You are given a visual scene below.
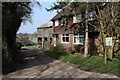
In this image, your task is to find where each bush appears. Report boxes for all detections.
[49,45,54,50]
[68,47,73,52]
[54,43,65,51]
[74,45,84,53]
[16,41,22,50]
[75,45,80,52]
[45,50,69,59]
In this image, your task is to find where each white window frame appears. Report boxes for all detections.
[73,14,82,23]
[88,11,95,21]
[61,34,69,43]
[55,20,59,26]
[61,18,67,26]
[73,34,84,45]
[73,16,77,23]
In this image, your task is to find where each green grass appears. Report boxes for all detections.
[45,50,119,76]
[21,45,37,49]
[59,56,118,76]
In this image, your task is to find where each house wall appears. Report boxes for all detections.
[52,16,102,53]
[37,27,52,38]
[58,34,73,51]
[57,33,85,52]
[67,16,73,27]
[55,31,101,54]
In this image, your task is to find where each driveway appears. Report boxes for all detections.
[3,49,118,78]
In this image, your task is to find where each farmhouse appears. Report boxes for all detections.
[51,6,100,52]
[37,3,119,54]
[37,21,53,49]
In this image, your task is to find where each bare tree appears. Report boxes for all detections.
[89,2,120,64]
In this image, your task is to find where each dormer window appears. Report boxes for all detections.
[61,18,67,26]
[88,11,95,21]
[73,14,82,23]
[55,20,59,26]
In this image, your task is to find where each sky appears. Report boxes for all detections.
[17,2,57,34]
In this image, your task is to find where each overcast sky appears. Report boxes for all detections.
[17,2,57,34]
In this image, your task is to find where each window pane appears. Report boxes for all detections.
[66,34,69,36]
[74,34,78,36]
[77,14,82,20]
[74,37,76,43]
[66,37,69,42]
[62,18,67,25]
[63,37,65,42]
[88,11,95,20]
[79,38,82,43]
[79,37,84,44]
[77,37,79,43]
[81,38,84,44]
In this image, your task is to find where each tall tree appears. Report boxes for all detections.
[2,2,40,64]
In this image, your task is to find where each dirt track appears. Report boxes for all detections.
[3,49,119,79]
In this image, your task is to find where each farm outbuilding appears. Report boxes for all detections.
[37,21,53,49]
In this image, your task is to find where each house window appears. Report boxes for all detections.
[77,14,82,21]
[88,11,95,21]
[61,34,69,43]
[73,34,84,45]
[73,16,76,23]
[73,14,82,23]
[55,20,59,26]
[61,18,67,26]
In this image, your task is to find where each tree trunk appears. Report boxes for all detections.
[104,48,107,64]
[103,33,107,64]
[108,2,114,60]
[84,3,89,57]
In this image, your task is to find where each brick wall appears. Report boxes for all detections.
[58,33,84,52]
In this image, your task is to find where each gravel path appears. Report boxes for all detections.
[3,49,119,79]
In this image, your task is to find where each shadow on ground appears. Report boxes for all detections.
[3,49,55,75]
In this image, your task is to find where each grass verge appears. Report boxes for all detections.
[45,50,118,76]
[59,56,118,76]
[21,45,37,49]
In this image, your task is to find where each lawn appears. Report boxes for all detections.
[21,45,37,49]
[45,50,119,76]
